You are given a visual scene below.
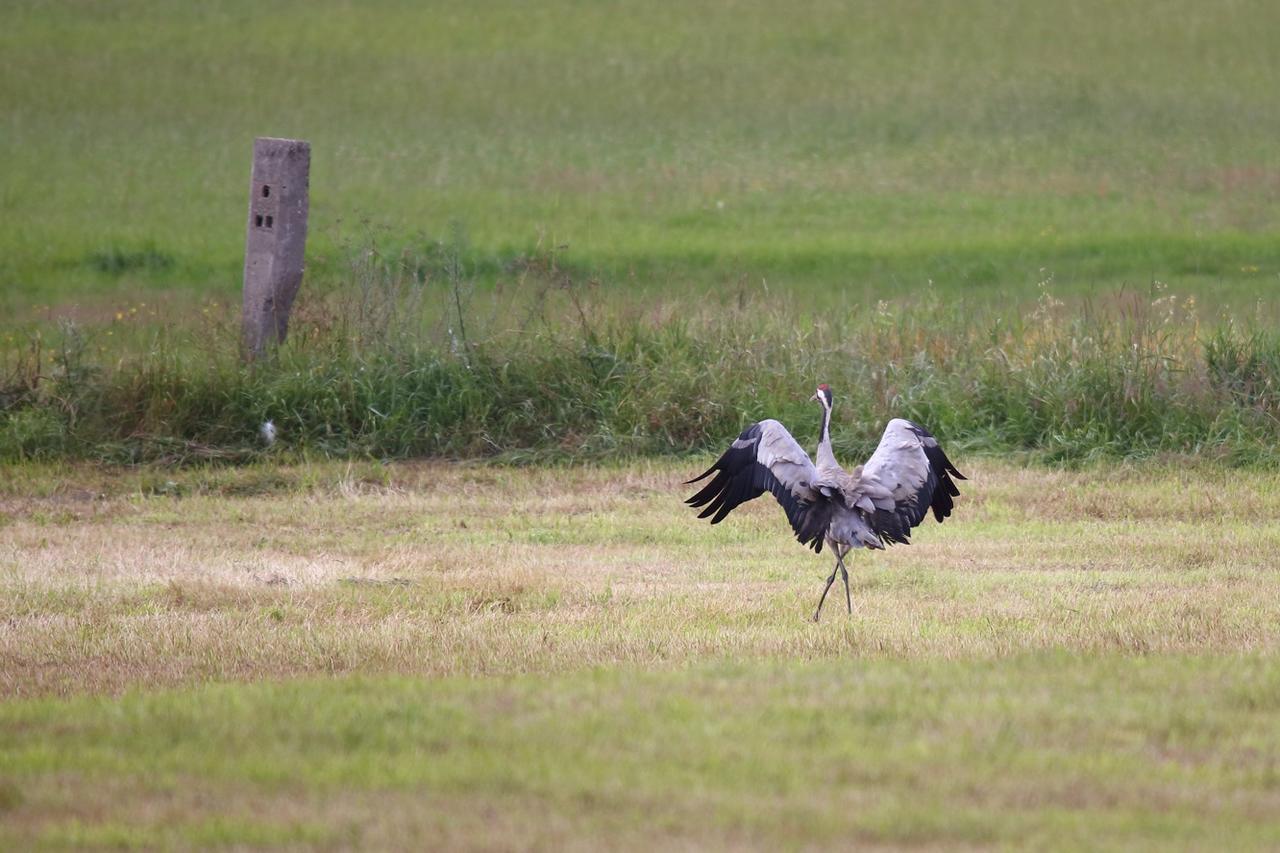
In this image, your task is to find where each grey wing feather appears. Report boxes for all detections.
[685,419,831,552]
[854,418,966,545]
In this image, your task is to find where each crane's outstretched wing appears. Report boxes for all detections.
[852,419,965,546]
[685,419,831,552]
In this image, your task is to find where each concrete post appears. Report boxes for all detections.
[242,137,310,360]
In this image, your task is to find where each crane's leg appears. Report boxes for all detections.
[812,544,842,622]
[837,545,853,615]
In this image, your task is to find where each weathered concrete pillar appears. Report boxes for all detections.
[242,137,310,360]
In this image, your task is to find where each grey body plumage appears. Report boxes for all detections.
[685,384,966,621]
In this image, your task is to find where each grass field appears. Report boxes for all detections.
[3,461,1280,848]
[4,2,1280,848]
[4,0,1280,466]
[3,0,1280,318]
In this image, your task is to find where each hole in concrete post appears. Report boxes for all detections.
[255,214,264,227]
[265,215,274,228]
[262,185,271,198]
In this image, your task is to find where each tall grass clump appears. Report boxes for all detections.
[2,244,1278,466]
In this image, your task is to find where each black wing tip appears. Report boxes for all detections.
[684,437,766,525]
[684,463,721,485]
[685,422,765,486]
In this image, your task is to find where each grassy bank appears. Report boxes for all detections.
[3,259,1280,464]
[3,461,1280,846]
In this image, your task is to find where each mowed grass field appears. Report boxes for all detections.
[4,461,1280,848]
[3,0,1280,321]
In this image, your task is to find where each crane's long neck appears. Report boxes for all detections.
[815,400,839,470]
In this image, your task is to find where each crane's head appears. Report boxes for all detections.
[809,383,833,408]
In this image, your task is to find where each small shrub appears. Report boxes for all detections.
[0,408,67,460]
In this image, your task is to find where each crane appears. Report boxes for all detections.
[685,384,965,621]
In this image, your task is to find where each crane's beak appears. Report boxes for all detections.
[808,392,818,402]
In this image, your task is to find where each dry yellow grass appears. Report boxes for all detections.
[3,460,1280,697]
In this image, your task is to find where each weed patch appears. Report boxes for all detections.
[2,250,1278,465]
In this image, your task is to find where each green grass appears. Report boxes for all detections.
[3,0,1280,316]
[3,461,1280,847]
[6,658,1280,849]
[4,1,1280,465]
